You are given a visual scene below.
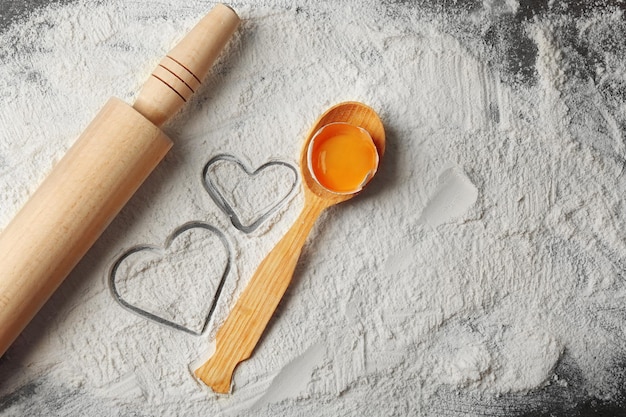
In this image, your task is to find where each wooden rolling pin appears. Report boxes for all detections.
[0,4,240,357]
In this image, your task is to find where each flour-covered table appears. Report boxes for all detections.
[1,1,625,416]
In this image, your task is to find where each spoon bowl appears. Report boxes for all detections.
[301,102,386,204]
[195,102,385,394]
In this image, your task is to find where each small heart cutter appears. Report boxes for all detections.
[202,154,298,233]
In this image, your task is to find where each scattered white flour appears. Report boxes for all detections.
[418,167,479,227]
[1,0,626,416]
[251,343,325,410]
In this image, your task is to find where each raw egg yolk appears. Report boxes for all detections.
[308,122,379,194]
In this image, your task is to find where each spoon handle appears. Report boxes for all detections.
[195,195,327,393]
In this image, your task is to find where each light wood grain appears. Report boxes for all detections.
[0,4,239,358]
[0,98,172,356]
[133,4,240,127]
[194,102,385,394]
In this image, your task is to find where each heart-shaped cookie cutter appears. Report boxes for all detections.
[202,154,298,233]
[109,221,231,336]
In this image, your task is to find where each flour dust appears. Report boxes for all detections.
[1,1,626,416]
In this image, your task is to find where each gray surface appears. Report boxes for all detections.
[0,0,73,31]
[1,1,626,416]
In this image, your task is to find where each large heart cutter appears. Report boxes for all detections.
[109,222,231,336]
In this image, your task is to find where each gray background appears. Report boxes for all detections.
[1,1,626,416]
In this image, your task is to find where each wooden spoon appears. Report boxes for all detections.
[194,102,385,394]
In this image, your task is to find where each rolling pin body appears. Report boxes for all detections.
[0,3,240,357]
[0,99,171,355]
